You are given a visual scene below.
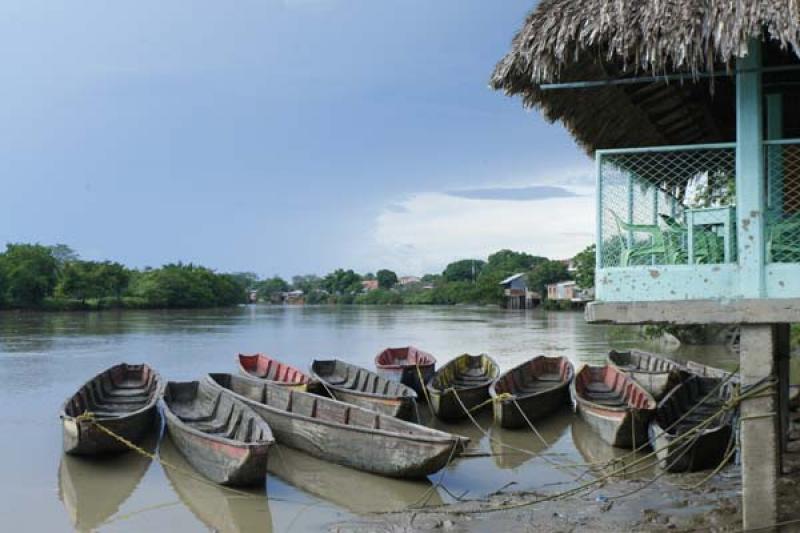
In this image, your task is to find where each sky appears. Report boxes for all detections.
[0,0,593,278]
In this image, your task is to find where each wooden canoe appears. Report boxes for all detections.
[607,349,684,400]
[374,346,437,396]
[238,353,317,393]
[490,356,574,429]
[161,380,274,486]
[205,373,469,478]
[61,363,162,455]
[571,364,656,448]
[427,354,499,422]
[311,359,418,420]
[649,375,735,472]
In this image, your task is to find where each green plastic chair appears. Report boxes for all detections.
[767,218,800,263]
[609,210,669,266]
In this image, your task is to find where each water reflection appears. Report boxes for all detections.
[267,444,443,513]
[571,417,656,478]
[160,437,273,532]
[58,435,155,531]
[488,408,574,470]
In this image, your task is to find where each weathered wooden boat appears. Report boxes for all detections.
[205,373,469,478]
[426,353,499,421]
[490,355,574,429]
[58,434,154,531]
[160,437,273,531]
[649,375,735,472]
[238,353,317,393]
[268,443,444,513]
[374,346,437,396]
[684,359,739,381]
[607,349,684,400]
[571,364,656,448]
[161,380,274,486]
[311,359,418,420]
[61,363,162,455]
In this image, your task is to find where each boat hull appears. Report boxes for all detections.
[427,354,499,422]
[429,385,489,422]
[494,384,571,429]
[374,346,437,397]
[164,416,269,486]
[324,388,416,420]
[574,401,651,448]
[205,374,466,479]
[650,423,733,472]
[63,408,158,456]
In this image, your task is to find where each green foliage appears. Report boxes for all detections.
[57,260,130,302]
[49,244,80,265]
[1,244,59,307]
[485,249,546,274]
[291,275,323,294]
[376,269,398,290]
[529,260,571,296]
[573,244,596,289]
[256,276,289,302]
[442,259,484,282]
[127,263,246,308]
[322,269,362,296]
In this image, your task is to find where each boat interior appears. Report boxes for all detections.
[64,364,159,418]
[432,354,498,390]
[609,350,682,373]
[575,366,655,410]
[164,381,271,443]
[376,346,435,367]
[655,376,734,435]
[493,356,573,397]
[239,354,310,385]
[312,360,415,397]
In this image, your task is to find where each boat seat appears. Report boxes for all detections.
[536,373,562,382]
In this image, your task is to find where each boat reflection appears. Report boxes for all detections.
[267,444,443,513]
[488,408,573,469]
[160,437,273,532]
[571,417,656,478]
[58,434,155,532]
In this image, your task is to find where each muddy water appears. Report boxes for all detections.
[0,306,738,531]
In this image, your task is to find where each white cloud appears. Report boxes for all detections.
[355,177,596,275]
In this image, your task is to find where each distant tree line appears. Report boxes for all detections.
[0,242,594,311]
[254,246,594,307]
[0,243,250,310]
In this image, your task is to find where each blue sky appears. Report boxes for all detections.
[0,0,593,277]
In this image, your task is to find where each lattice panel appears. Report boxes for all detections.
[766,142,800,263]
[598,147,737,268]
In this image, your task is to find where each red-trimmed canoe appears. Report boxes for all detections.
[238,353,316,393]
[162,380,274,486]
[311,359,418,420]
[374,346,436,396]
[490,355,574,429]
[572,364,656,448]
[205,373,469,478]
[61,363,162,456]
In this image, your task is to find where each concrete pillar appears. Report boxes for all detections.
[740,324,781,530]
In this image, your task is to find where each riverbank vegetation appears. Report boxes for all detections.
[0,244,250,310]
[0,242,593,310]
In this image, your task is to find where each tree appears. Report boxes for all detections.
[291,275,322,294]
[256,276,289,302]
[1,243,59,307]
[442,259,485,282]
[322,269,362,296]
[376,269,398,290]
[528,260,571,297]
[49,244,79,265]
[485,249,547,275]
[57,260,131,302]
[573,244,596,289]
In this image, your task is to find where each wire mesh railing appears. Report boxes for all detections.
[765,139,800,263]
[597,144,737,268]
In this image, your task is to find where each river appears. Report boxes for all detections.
[0,305,739,531]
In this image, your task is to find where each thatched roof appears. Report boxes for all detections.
[492,0,800,154]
